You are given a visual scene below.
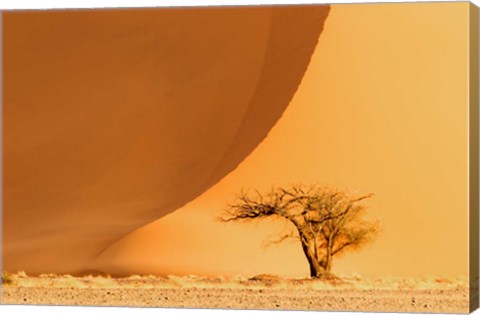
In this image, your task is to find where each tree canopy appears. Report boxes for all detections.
[220,184,380,278]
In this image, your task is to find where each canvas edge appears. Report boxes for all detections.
[0,3,477,313]
[0,9,4,305]
[469,1,480,313]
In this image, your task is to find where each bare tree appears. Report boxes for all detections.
[220,184,380,278]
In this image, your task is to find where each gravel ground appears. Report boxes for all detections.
[0,275,470,313]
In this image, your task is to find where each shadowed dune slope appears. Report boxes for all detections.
[3,6,330,274]
[205,6,331,186]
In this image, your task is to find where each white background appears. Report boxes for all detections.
[0,0,478,315]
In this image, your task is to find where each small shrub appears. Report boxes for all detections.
[1,271,14,285]
[248,274,282,286]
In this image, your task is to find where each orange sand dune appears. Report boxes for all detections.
[91,3,472,279]
[3,6,330,274]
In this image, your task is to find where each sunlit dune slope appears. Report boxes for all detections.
[91,2,470,279]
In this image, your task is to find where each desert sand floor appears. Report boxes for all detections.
[1,273,470,313]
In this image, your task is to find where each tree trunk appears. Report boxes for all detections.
[324,236,333,274]
[300,239,324,278]
[324,256,332,274]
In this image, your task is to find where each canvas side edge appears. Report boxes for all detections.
[0,10,4,304]
[469,2,480,313]
[0,10,4,305]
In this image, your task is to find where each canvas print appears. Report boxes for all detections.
[1,1,479,313]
